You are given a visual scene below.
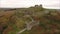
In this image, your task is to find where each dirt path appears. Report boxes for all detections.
[17,28,26,34]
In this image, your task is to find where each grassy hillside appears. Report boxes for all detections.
[0,5,60,34]
[21,10,60,34]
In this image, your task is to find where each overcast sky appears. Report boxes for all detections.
[0,0,60,9]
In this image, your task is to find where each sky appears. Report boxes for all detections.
[0,0,60,9]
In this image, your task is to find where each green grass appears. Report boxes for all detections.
[8,24,20,34]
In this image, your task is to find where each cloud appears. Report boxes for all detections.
[0,0,60,9]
